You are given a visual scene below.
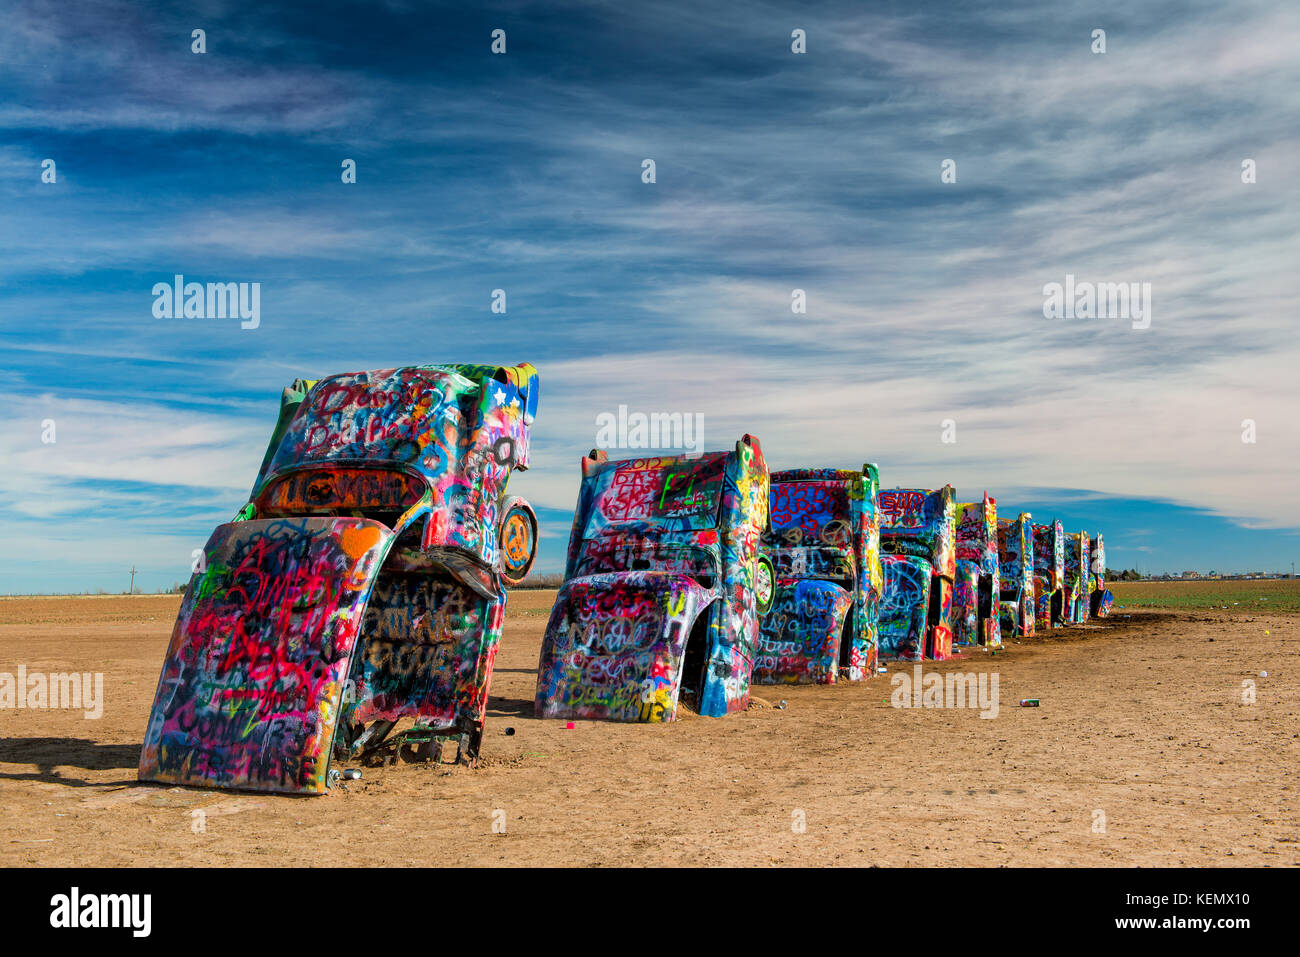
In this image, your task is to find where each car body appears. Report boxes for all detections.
[755,464,884,684]
[534,436,770,722]
[139,363,540,795]
[997,512,1036,639]
[1090,533,1114,617]
[1031,519,1066,628]
[953,493,1001,647]
[1064,531,1092,623]
[877,486,957,661]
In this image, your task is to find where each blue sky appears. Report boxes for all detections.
[2,0,1298,592]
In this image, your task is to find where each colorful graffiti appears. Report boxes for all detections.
[752,579,852,684]
[954,493,1001,647]
[139,363,540,794]
[498,496,539,586]
[997,512,1036,639]
[536,437,770,722]
[879,556,931,660]
[878,486,956,660]
[533,572,707,722]
[1089,533,1113,617]
[1031,519,1066,628]
[756,465,883,683]
[139,356,1124,760]
[345,571,503,731]
[138,518,389,794]
[1064,532,1092,624]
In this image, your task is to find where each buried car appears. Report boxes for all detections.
[997,511,1036,639]
[138,363,540,795]
[754,464,884,684]
[1090,533,1114,617]
[877,486,957,661]
[1032,519,1067,628]
[953,492,1001,648]
[1065,532,1092,624]
[534,436,770,722]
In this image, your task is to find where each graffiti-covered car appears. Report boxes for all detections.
[754,464,884,684]
[1032,519,1066,628]
[534,437,770,722]
[954,493,1001,648]
[997,512,1036,639]
[1064,531,1091,624]
[1090,533,1113,617]
[878,486,957,661]
[139,363,540,795]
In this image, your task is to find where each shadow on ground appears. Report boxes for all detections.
[0,737,140,787]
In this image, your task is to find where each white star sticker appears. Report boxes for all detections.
[493,387,506,405]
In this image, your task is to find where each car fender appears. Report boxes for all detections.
[534,571,714,723]
[754,578,852,684]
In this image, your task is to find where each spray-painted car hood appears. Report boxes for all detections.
[139,517,393,795]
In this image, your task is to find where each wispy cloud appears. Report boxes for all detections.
[3,0,1298,589]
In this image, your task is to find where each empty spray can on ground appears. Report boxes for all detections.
[1019,698,1040,707]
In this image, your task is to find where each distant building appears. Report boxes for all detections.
[1182,570,1200,579]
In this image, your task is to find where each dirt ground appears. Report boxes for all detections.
[1,592,1296,866]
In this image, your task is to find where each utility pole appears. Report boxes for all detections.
[129,566,136,595]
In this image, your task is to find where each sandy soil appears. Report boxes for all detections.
[1,592,1296,866]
